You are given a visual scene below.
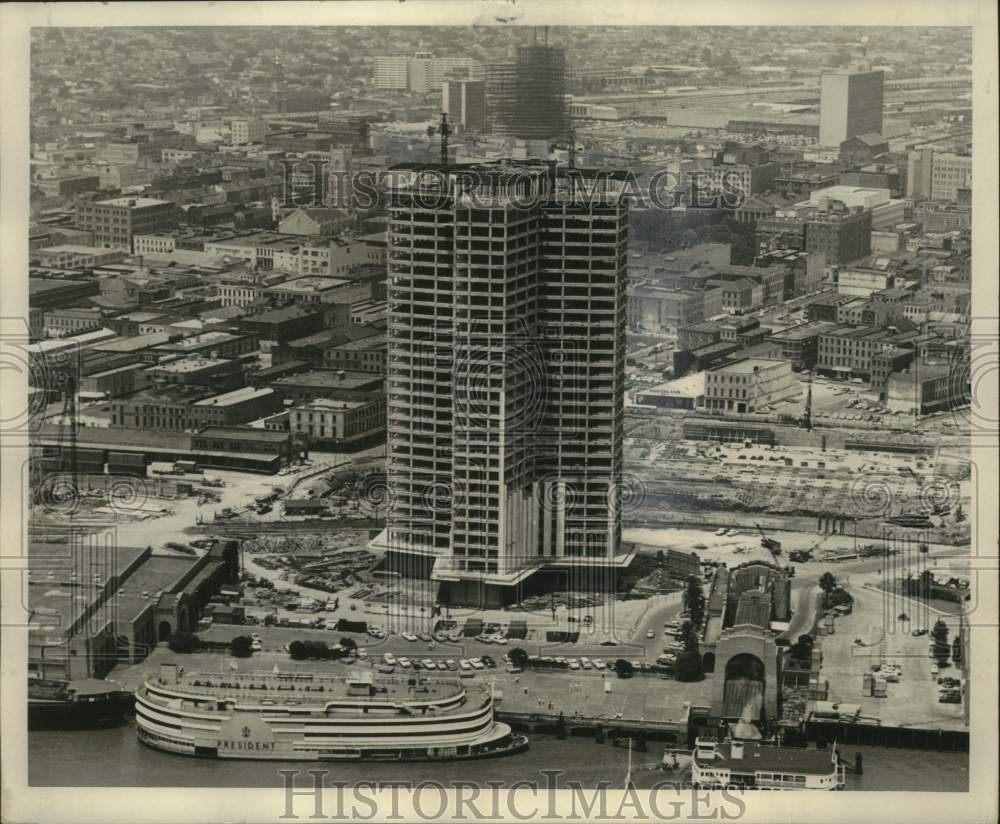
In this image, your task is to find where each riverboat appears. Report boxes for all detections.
[135,663,528,761]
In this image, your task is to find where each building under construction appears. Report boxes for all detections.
[486,45,567,140]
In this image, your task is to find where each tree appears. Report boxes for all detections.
[339,637,357,655]
[819,572,838,605]
[819,572,838,593]
[673,650,704,682]
[288,641,306,660]
[230,635,253,658]
[167,631,200,654]
[614,659,635,679]
[951,636,962,664]
[931,619,950,666]
[656,550,664,567]
[684,576,706,630]
[508,647,529,669]
[919,569,936,598]
[678,620,699,654]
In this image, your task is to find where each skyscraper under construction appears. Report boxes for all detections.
[486,44,568,141]
[381,160,630,607]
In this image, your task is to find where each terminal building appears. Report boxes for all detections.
[28,539,235,681]
[695,561,793,729]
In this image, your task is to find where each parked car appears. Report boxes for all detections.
[482,655,496,668]
[580,657,593,669]
[646,630,655,639]
[401,632,418,642]
[397,657,411,668]
[568,659,580,670]
[383,653,397,665]
[459,659,472,671]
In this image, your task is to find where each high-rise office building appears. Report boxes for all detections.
[383,161,629,606]
[442,80,487,133]
[373,53,483,94]
[486,46,568,140]
[230,117,267,146]
[819,69,884,147]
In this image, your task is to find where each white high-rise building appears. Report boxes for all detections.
[229,117,266,146]
[819,70,884,147]
[373,56,410,90]
[441,80,486,132]
[373,54,482,94]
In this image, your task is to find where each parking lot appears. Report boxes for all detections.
[816,581,967,730]
[764,376,910,428]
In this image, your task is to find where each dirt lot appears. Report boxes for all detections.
[814,581,967,731]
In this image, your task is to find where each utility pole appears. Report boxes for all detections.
[802,369,813,431]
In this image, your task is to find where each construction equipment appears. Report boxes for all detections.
[789,548,813,563]
[426,112,452,169]
[549,123,578,169]
[798,369,813,430]
[755,523,782,556]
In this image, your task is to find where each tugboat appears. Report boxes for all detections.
[28,678,131,729]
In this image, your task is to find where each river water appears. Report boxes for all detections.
[29,724,967,792]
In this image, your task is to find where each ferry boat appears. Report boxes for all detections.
[135,663,528,762]
[691,738,846,790]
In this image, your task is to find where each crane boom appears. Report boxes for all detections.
[755,522,782,554]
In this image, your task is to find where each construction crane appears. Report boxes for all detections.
[426,112,452,169]
[799,369,813,430]
[755,522,782,557]
[41,374,78,505]
[549,123,578,169]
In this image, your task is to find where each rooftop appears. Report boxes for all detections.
[695,740,837,775]
[147,669,485,711]
[768,322,840,341]
[712,357,786,374]
[194,387,277,408]
[274,369,383,391]
[268,276,351,293]
[297,398,374,411]
[161,331,242,351]
[125,385,210,403]
[149,356,235,374]
[95,197,173,208]
[38,245,116,255]
[35,424,191,451]
[194,427,291,443]
[245,305,322,324]
[92,332,175,353]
